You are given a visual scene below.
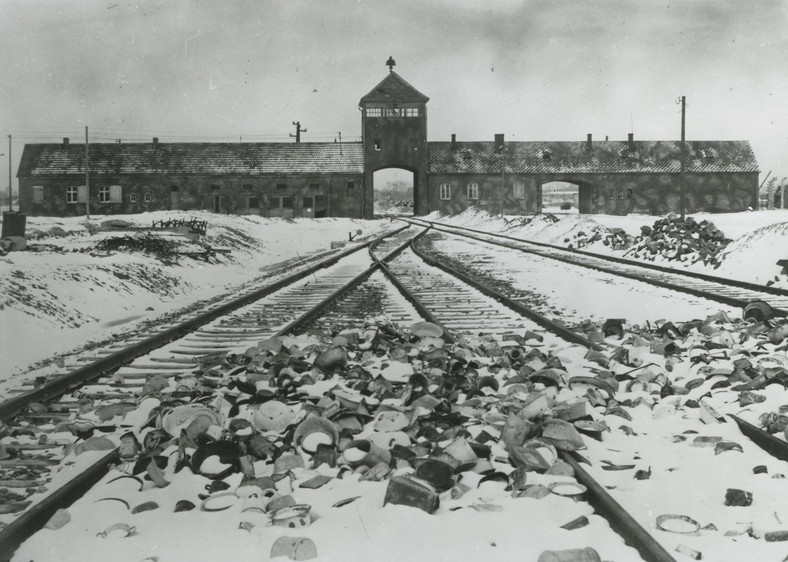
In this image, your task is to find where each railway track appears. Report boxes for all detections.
[405,217,788,317]
[2,220,788,560]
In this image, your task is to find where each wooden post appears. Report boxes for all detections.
[7,135,11,212]
[678,96,686,219]
[85,126,90,219]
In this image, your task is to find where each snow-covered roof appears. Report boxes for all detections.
[427,140,759,175]
[18,142,365,177]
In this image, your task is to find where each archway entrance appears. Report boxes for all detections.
[541,181,580,214]
[373,168,414,216]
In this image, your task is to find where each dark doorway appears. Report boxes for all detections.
[213,195,222,213]
[170,186,180,210]
[373,168,414,216]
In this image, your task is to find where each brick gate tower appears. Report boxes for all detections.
[359,58,430,217]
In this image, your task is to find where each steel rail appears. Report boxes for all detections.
[0,226,409,423]
[410,219,754,312]
[375,240,673,561]
[0,227,419,559]
[407,217,788,300]
[408,231,606,351]
[729,414,788,463]
[561,453,677,562]
[0,452,119,562]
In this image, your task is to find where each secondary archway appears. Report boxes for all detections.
[541,181,580,213]
[373,168,414,216]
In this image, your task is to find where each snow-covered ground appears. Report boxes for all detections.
[4,209,788,562]
[0,211,395,379]
[3,208,786,381]
[424,209,788,289]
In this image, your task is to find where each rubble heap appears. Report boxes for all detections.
[623,215,731,267]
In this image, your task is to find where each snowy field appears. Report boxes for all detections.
[2,208,787,381]
[0,211,395,379]
[425,209,788,289]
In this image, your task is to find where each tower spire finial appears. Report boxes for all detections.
[386,56,396,73]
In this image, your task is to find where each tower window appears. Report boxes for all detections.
[439,183,451,200]
[367,108,382,117]
[466,183,479,200]
[347,181,355,192]
[404,108,419,117]
[309,182,320,190]
[210,184,220,192]
[276,183,287,191]
[242,184,253,192]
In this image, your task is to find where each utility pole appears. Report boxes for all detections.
[7,135,11,212]
[85,126,90,219]
[290,121,307,144]
[678,96,686,219]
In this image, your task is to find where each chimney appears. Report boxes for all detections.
[153,137,159,146]
[628,133,634,152]
[63,138,69,145]
[586,133,592,151]
[451,134,456,150]
[494,133,504,153]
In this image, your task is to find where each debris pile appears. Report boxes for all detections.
[19,301,788,560]
[563,225,629,250]
[94,233,183,263]
[623,215,731,266]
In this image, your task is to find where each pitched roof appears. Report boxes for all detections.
[18,142,365,176]
[359,71,430,104]
[427,140,759,175]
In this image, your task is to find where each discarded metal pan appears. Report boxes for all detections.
[510,438,558,472]
[251,400,295,433]
[270,504,312,528]
[602,318,625,338]
[410,321,443,339]
[270,536,317,561]
[744,300,774,322]
[568,376,616,398]
[540,419,586,452]
[413,458,455,492]
[547,481,587,500]
[528,368,567,389]
[383,475,440,514]
[573,420,608,440]
[292,414,339,454]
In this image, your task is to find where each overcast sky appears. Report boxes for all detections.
[1,0,786,192]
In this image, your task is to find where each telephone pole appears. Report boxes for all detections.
[678,96,686,220]
[85,126,90,219]
[290,121,307,144]
[7,135,11,212]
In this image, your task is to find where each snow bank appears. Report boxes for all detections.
[0,211,395,378]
